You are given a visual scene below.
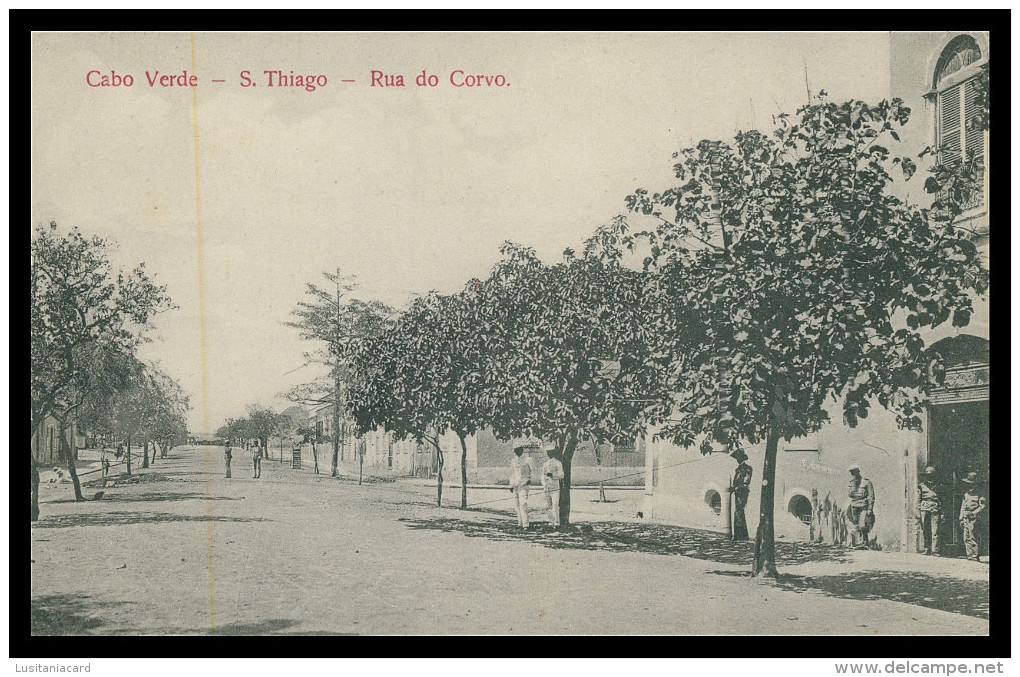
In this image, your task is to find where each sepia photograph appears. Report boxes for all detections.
[28,29,993,647]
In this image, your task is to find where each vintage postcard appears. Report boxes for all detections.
[29,30,992,648]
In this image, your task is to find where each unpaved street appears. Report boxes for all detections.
[31,446,989,635]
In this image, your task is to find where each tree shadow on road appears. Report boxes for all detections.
[398,516,851,567]
[209,618,357,635]
[32,511,268,529]
[772,570,989,620]
[47,492,244,504]
[31,594,134,635]
[82,473,183,487]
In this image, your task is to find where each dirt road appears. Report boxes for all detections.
[30,446,989,635]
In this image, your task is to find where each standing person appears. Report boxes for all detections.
[101,447,111,480]
[251,438,263,479]
[224,439,233,479]
[958,472,987,562]
[541,444,565,530]
[292,438,302,468]
[729,449,753,541]
[508,446,532,530]
[847,464,876,550]
[917,465,942,555]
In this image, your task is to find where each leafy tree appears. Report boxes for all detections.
[109,362,153,476]
[245,404,291,460]
[349,289,489,507]
[216,416,252,444]
[31,222,171,518]
[617,93,988,576]
[60,344,140,497]
[77,347,135,447]
[107,363,188,471]
[294,424,316,442]
[286,269,393,477]
[474,242,671,525]
[147,369,190,458]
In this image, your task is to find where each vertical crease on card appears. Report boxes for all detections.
[189,30,216,633]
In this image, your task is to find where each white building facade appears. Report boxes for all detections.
[642,31,990,554]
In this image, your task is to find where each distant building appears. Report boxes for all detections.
[304,401,644,486]
[32,414,83,466]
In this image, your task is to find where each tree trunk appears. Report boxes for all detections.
[58,419,84,502]
[31,418,43,520]
[458,431,468,509]
[312,441,319,474]
[558,430,579,526]
[142,440,150,469]
[432,439,444,507]
[751,425,781,578]
[592,434,607,502]
[331,381,341,477]
[31,455,40,521]
[126,435,132,475]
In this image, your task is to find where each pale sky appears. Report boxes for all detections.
[31,32,892,434]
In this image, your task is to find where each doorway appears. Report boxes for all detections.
[927,400,989,556]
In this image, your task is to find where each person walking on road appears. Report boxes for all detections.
[959,472,987,562]
[918,465,942,555]
[847,464,876,550]
[508,446,533,530]
[541,444,565,530]
[251,438,263,479]
[224,439,233,479]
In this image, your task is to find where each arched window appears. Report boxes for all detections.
[933,35,986,209]
[933,35,981,89]
[704,489,722,516]
[788,494,813,525]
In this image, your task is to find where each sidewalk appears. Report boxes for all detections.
[272,453,992,577]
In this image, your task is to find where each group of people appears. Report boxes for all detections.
[223,438,264,479]
[727,452,987,560]
[728,453,882,550]
[507,443,565,530]
[918,465,988,561]
[850,462,988,560]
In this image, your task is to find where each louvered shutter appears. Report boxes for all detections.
[964,79,985,161]
[939,85,962,166]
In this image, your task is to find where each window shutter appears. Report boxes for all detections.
[939,85,962,166]
[964,78,985,160]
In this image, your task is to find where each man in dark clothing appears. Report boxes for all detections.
[729,449,753,541]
